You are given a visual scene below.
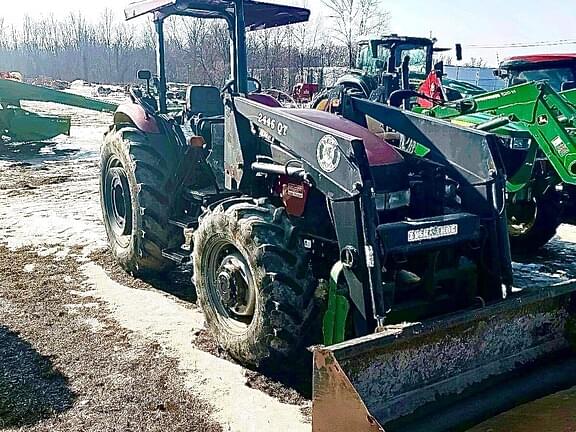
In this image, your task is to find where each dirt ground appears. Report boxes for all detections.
[2,98,576,431]
[0,101,311,432]
[0,246,221,432]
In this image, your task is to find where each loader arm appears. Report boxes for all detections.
[349,97,513,292]
[561,87,576,107]
[426,81,576,186]
[232,96,390,328]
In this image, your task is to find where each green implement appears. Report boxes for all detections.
[562,87,576,106]
[413,81,576,250]
[0,78,118,142]
[425,81,576,188]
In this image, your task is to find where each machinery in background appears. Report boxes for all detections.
[0,75,118,142]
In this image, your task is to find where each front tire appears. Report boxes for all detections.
[100,126,185,275]
[508,191,562,253]
[193,199,318,369]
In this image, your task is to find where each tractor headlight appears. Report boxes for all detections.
[375,190,411,210]
[508,137,532,150]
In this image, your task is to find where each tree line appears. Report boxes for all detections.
[0,1,392,91]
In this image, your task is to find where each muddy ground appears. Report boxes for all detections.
[0,97,311,432]
[2,97,576,431]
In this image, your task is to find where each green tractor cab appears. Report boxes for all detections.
[321,34,484,105]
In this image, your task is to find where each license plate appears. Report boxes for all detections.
[408,224,458,242]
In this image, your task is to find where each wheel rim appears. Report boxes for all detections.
[508,198,538,237]
[205,240,256,335]
[103,157,133,243]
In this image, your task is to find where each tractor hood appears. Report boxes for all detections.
[450,112,531,138]
[284,109,405,167]
[501,54,576,70]
[442,78,486,97]
[125,0,310,30]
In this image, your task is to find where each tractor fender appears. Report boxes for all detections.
[113,103,160,134]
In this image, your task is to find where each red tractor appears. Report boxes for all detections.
[496,54,576,91]
[292,82,319,104]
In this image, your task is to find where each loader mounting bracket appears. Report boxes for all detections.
[322,261,350,346]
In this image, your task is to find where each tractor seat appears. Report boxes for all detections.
[186,85,224,146]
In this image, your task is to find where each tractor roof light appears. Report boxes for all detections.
[188,135,206,148]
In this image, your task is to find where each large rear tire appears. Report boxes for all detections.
[193,199,318,369]
[508,191,562,253]
[100,126,185,275]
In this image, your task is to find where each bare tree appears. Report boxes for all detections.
[0,9,353,91]
[322,0,390,67]
[291,14,322,83]
[434,54,454,66]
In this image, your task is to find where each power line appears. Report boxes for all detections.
[467,39,576,49]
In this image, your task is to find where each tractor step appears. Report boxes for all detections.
[162,247,191,264]
[183,187,241,206]
[168,216,198,229]
[183,186,218,204]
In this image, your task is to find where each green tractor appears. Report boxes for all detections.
[313,34,484,108]
[414,81,576,251]
[403,54,576,251]
[99,1,576,430]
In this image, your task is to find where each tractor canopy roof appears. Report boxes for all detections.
[125,0,310,30]
[501,54,576,70]
[358,35,435,48]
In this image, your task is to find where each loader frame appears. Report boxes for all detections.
[0,78,117,142]
[424,81,576,190]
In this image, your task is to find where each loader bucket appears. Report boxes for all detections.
[312,283,576,432]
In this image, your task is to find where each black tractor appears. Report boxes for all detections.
[100,0,512,370]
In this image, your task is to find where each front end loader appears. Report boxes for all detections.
[323,54,576,252]
[313,281,576,431]
[99,1,576,430]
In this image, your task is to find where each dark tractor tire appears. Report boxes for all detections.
[100,126,185,275]
[508,192,562,253]
[193,199,318,370]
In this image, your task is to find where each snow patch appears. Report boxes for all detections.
[82,262,310,432]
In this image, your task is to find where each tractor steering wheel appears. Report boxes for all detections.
[221,77,262,94]
[249,77,262,93]
[221,79,235,94]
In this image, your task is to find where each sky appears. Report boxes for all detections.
[2,0,576,67]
